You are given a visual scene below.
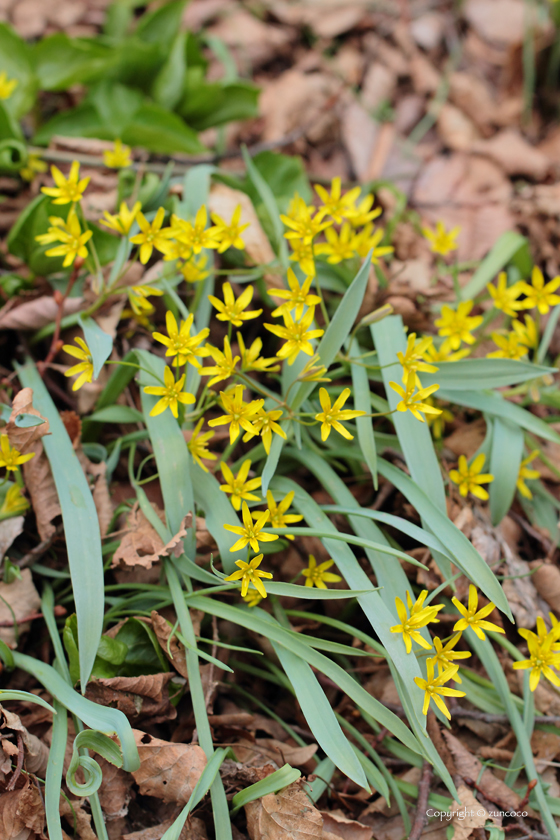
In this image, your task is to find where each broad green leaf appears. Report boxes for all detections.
[16,360,105,686]
[161,749,228,840]
[79,315,113,378]
[151,30,187,110]
[135,0,186,45]
[32,33,115,90]
[489,417,524,525]
[377,457,512,619]
[88,78,144,135]
[136,350,195,555]
[231,764,301,815]
[88,405,144,424]
[180,77,259,131]
[420,358,556,391]
[0,24,37,118]
[273,643,368,788]
[351,342,377,488]
[459,231,529,300]
[437,389,560,445]
[33,103,106,146]
[244,151,312,213]
[122,103,204,155]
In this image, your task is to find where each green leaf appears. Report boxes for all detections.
[489,417,524,526]
[135,0,186,45]
[0,24,37,118]
[32,33,115,90]
[67,729,123,796]
[0,690,54,712]
[152,30,186,110]
[16,360,105,686]
[231,764,302,815]
[436,389,560,445]
[243,151,312,213]
[377,457,512,619]
[33,104,106,146]
[420,358,556,391]
[78,316,113,379]
[351,342,377,488]
[88,405,144,424]
[179,75,259,131]
[161,749,228,840]
[45,699,67,840]
[14,413,46,428]
[459,231,529,301]
[190,462,247,575]
[122,103,204,154]
[88,78,144,136]
[273,643,368,788]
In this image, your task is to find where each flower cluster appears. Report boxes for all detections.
[391,584,505,718]
[513,615,560,692]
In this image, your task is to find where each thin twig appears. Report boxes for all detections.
[1,526,63,579]
[0,605,66,627]
[409,761,433,840]
[451,706,560,726]
[37,261,83,376]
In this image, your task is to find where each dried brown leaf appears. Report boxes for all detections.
[449,785,489,840]
[464,0,526,46]
[131,730,206,805]
[150,610,188,679]
[473,129,549,179]
[0,568,41,647]
[0,704,50,778]
[320,810,373,840]
[529,562,560,614]
[443,731,521,809]
[6,388,50,453]
[245,780,323,840]
[0,515,24,560]
[233,738,317,768]
[112,505,189,569]
[22,441,60,541]
[123,815,208,840]
[95,756,132,821]
[0,296,84,331]
[86,673,177,725]
[0,780,45,838]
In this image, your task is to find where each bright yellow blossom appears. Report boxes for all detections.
[425,398,453,439]
[449,453,494,501]
[103,139,132,169]
[512,315,538,350]
[422,342,470,363]
[350,224,394,263]
[315,223,356,263]
[414,661,465,719]
[180,254,210,284]
[129,207,171,264]
[389,378,442,423]
[202,337,240,386]
[397,333,438,388]
[289,239,316,277]
[243,586,264,607]
[487,331,528,360]
[143,366,195,418]
[187,419,216,473]
[517,450,540,499]
[0,71,17,100]
[243,407,287,454]
[0,435,34,471]
[38,210,93,268]
[435,301,483,351]
[210,204,250,252]
[220,459,261,511]
[172,206,221,254]
[346,193,382,227]
[127,285,163,320]
[265,307,324,365]
[224,553,273,599]
[237,334,279,373]
[42,161,90,204]
[427,634,471,684]
[0,484,30,516]
[152,311,209,368]
[519,266,560,314]
[452,584,504,640]
[422,221,460,256]
[208,282,262,327]
[297,354,330,383]
[100,201,141,235]
[302,555,342,589]
[390,590,443,654]
[270,269,321,320]
[208,385,264,444]
[260,490,303,540]
[224,502,279,553]
[513,631,560,692]
[487,272,525,317]
[62,337,95,390]
[20,153,47,182]
[281,196,331,244]
[315,387,366,441]
[315,177,361,224]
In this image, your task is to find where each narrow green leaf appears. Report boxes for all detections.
[489,417,524,525]
[420,358,556,391]
[459,231,528,300]
[437,388,560,445]
[45,699,67,840]
[242,145,287,261]
[306,757,335,802]
[231,764,301,815]
[377,457,512,619]
[14,413,46,428]
[79,315,113,379]
[191,462,247,575]
[0,689,54,711]
[88,405,144,424]
[351,342,377,488]
[161,749,228,840]
[16,360,104,686]
[67,729,123,796]
[273,643,368,788]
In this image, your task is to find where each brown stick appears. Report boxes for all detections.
[0,605,66,627]
[409,761,433,840]
[37,260,83,376]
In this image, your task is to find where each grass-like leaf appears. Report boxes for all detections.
[45,699,67,840]
[16,359,104,686]
[489,417,524,525]
[230,763,301,815]
[79,315,113,378]
[191,461,247,575]
[459,231,529,300]
[351,342,377,488]
[420,358,556,390]
[161,748,228,840]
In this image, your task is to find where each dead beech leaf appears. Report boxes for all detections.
[22,441,60,541]
[437,104,480,152]
[124,815,208,840]
[0,295,84,331]
[473,129,549,179]
[529,562,560,614]
[60,796,97,840]
[0,704,50,778]
[443,731,521,810]
[150,610,188,679]
[112,505,189,569]
[449,785,489,840]
[6,388,50,453]
[85,673,177,725]
[208,183,280,289]
[132,730,207,805]
[259,69,339,145]
[234,738,318,768]
[0,780,45,839]
[96,757,132,821]
[245,780,323,840]
[320,810,373,840]
[531,730,560,773]
[0,516,24,559]
[0,569,41,647]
